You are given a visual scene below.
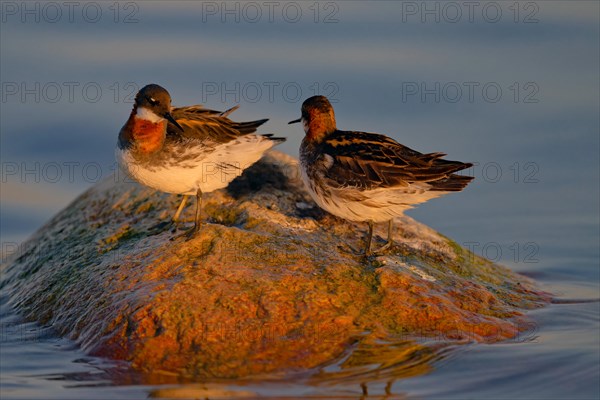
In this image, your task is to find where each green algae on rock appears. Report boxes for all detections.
[0,151,550,378]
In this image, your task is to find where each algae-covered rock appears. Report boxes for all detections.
[0,151,549,378]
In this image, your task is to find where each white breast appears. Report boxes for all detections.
[116,135,277,195]
[299,160,447,223]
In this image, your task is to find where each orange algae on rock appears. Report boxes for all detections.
[0,151,550,378]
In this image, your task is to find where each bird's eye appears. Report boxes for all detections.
[146,96,159,106]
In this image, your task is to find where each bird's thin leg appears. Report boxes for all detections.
[172,195,188,222]
[193,189,203,233]
[365,221,375,255]
[377,219,394,252]
[384,380,393,397]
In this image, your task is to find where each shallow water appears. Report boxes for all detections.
[1,281,598,399]
[1,1,598,399]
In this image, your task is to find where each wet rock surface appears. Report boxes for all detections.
[1,151,550,378]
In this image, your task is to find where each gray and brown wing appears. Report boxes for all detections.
[319,131,473,191]
[169,105,269,144]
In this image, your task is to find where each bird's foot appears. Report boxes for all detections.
[376,240,393,253]
[184,223,202,240]
[364,240,394,257]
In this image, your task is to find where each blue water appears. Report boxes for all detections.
[1,1,598,399]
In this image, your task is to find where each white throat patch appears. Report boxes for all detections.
[136,107,164,123]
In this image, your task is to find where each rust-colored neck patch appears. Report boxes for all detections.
[120,110,166,154]
[306,109,336,142]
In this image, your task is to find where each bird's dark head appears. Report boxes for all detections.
[134,84,183,131]
[289,95,336,142]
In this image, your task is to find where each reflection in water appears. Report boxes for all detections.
[121,337,454,397]
[2,295,599,398]
[144,336,453,398]
[1,294,452,398]
[315,337,439,385]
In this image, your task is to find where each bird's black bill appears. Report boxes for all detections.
[165,112,184,132]
[288,118,301,124]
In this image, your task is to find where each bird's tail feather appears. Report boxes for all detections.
[430,174,474,191]
[261,133,286,143]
